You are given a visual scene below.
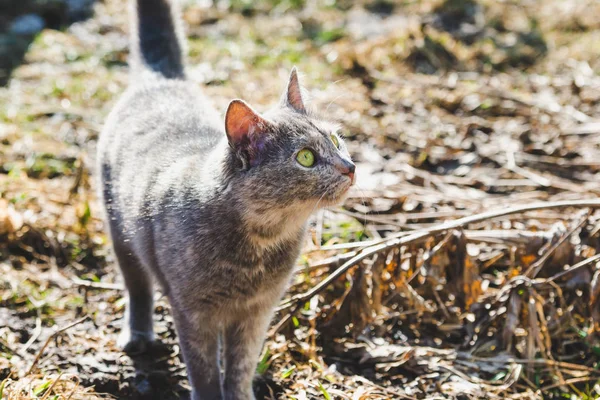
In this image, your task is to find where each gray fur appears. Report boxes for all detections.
[128,0,186,79]
[97,1,354,399]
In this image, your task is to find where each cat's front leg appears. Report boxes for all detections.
[171,307,223,400]
[223,307,272,400]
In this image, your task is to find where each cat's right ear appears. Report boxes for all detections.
[283,67,307,113]
[225,100,271,165]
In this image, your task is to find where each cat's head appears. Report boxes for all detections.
[224,68,354,225]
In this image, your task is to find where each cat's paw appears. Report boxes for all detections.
[117,327,154,355]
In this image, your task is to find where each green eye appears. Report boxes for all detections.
[296,149,315,167]
[331,134,340,149]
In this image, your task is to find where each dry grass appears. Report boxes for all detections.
[1,373,112,400]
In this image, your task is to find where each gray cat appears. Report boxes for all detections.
[97,0,355,399]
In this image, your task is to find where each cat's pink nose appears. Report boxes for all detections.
[337,160,355,183]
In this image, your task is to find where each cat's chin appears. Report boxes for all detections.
[318,184,352,208]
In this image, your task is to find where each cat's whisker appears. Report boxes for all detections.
[325,92,350,112]
[310,191,328,217]
[353,182,375,240]
[310,192,328,248]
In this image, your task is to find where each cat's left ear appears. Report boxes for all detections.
[225,99,271,144]
[282,67,307,113]
[225,99,272,166]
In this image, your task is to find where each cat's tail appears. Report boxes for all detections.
[129,0,186,80]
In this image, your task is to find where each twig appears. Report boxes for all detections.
[590,222,600,237]
[464,355,600,374]
[561,121,600,136]
[332,208,410,228]
[40,372,64,400]
[279,199,600,310]
[298,251,357,273]
[540,254,600,284]
[305,229,550,255]
[350,375,417,399]
[535,376,599,394]
[19,316,42,356]
[524,211,590,278]
[505,150,551,187]
[493,151,592,193]
[72,277,123,290]
[423,230,454,267]
[64,377,81,400]
[432,289,451,320]
[26,316,90,375]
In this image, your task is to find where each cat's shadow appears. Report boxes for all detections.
[127,341,283,400]
[127,341,189,400]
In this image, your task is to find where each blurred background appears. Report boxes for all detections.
[1,0,600,399]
